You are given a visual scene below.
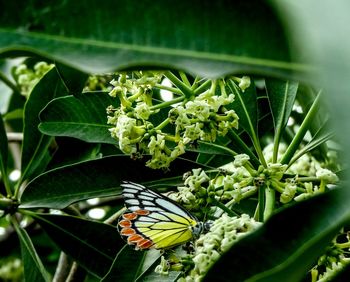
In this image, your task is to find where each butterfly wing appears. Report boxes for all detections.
[118,181,199,250]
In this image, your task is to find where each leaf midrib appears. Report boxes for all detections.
[0,29,312,71]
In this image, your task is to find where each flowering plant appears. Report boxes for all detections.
[0,1,350,282]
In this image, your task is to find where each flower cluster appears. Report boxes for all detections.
[179,214,261,281]
[169,82,238,144]
[0,258,22,281]
[262,143,339,203]
[14,62,54,97]
[311,232,350,281]
[168,169,211,217]
[107,72,242,169]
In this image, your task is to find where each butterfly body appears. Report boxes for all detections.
[118,181,204,250]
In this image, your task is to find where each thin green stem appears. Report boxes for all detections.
[154,118,170,131]
[193,79,212,95]
[0,71,21,96]
[1,170,12,197]
[164,71,193,99]
[179,71,191,87]
[297,176,319,182]
[155,83,183,95]
[251,134,267,168]
[281,91,322,165]
[150,96,185,110]
[198,141,238,156]
[211,197,238,217]
[227,129,260,168]
[191,76,200,90]
[225,186,258,208]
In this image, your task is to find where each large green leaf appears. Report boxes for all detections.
[39,92,118,144]
[19,156,208,209]
[204,187,350,281]
[55,62,89,95]
[102,245,146,282]
[13,222,51,282]
[20,67,68,182]
[0,0,308,78]
[31,212,124,279]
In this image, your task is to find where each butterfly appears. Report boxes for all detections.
[117,181,210,250]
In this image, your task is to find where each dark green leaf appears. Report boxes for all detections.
[19,156,208,209]
[280,93,321,165]
[0,115,8,182]
[289,120,334,167]
[102,245,146,282]
[13,223,51,282]
[228,80,258,139]
[265,79,298,132]
[47,137,101,170]
[265,78,298,162]
[31,213,124,279]
[204,187,350,281]
[20,67,68,182]
[38,92,118,144]
[0,0,305,78]
[55,62,89,95]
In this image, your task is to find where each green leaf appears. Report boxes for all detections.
[0,0,307,78]
[31,212,124,279]
[289,120,334,167]
[20,67,68,183]
[55,62,89,95]
[265,79,298,131]
[0,58,18,113]
[227,79,267,166]
[12,221,51,282]
[19,156,207,209]
[228,80,258,137]
[265,78,298,162]
[204,187,350,281]
[102,245,146,282]
[0,115,8,182]
[280,92,321,165]
[38,92,118,144]
[48,137,101,170]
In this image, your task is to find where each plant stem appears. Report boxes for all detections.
[154,118,170,131]
[193,79,212,95]
[179,71,191,87]
[263,185,275,220]
[0,70,21,96]
[281,91,322,165]
[150,96,185,110]
[211,197,238,217]
[257,186,265,222]
[191,76,200,90]
[155,83,183,95]
[227,129,260,168]
[164,71,193,99]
